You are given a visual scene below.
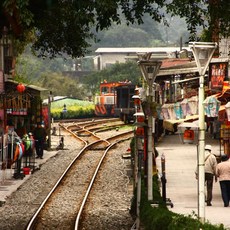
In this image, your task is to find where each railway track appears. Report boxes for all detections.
[25,119,133,230]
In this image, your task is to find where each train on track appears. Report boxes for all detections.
[95,81,136,123]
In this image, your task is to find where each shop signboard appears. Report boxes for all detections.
[42,105,49,129]
[209,62,228,90]
[6,94,30,116]
[6,108,27,115]
[0,71,4,92]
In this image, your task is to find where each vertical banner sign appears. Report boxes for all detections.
[210,62,228,90]
[42,105,49,129]
[0,70,4,92]
[0,71,4,122]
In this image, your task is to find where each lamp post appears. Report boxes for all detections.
[133,111,146,230]
[1,26,8,74]
[189,42,217,222]
[48,91,53,149]
[132,94,141,188]
[138,55,162,201]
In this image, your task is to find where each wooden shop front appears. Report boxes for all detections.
[2,80,47,137]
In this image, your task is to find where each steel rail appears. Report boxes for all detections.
[26,121,132,229]
[74,136,132,230]
[25,138,108,230]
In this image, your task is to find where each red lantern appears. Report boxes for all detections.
[183,129,195,143]
[17,83,26,93]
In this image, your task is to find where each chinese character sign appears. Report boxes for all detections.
[210,63,228,90]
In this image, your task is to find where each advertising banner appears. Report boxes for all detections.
[210,62,228,90]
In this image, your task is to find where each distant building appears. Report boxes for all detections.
[94,47,190,70]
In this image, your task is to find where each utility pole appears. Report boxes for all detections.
[138,54,162,201]
[189,42,217,223]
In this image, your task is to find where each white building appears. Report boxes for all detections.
[94,47,190,70]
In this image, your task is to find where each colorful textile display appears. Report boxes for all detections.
[13,142,24,162]
[180,98,192,118]
[167,104,176,120]
[188,96,198,115]
[161,104,170,120]
[203,96,221,117]
[22,133,35,156]
[174,102,183,119]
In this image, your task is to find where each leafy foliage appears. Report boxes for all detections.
[16,51,141,99]
[81,61,142,96]
[2,1,230,58]
[39,72,88,99]
[130,175,226,230]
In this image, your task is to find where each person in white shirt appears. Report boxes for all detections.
[195,144,217,206]
[216,154,230,207]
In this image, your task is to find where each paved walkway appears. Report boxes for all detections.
[156,132,230,229]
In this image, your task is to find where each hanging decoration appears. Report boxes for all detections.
[203,96,221,117]
[174,102,183,120]
[188,96,198,115]
[16,83,26,93]
[180,98,192,118]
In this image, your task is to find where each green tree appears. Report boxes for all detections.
[39,72,87,99]
[96,25,151,47]
[2,1,230,59]
[16,48,65,82]
[82,61,142,96]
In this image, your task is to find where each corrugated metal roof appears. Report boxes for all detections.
[157,59,198,76]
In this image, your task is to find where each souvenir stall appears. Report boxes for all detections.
[220,82,230,148]
[221,102,230,155]
[0,80,46,179]
[178,121,199,144]
[162,97,199,134]
[204,79,230,154]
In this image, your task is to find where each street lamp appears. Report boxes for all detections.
[48,91,53,149]
[138,54,162,201]
[189,42,217,223]
[133,111,146,230]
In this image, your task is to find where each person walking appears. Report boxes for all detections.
[216,154,230,207]
[204,145,218,206]
[195,144,217,206]
[33,122,47,159]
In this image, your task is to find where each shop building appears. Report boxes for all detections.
[153,57,230,155]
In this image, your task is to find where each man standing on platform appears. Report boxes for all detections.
[195,144,217,206]
[33,122,47,159]
[203,145,218,206]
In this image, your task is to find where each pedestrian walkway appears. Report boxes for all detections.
[156,132,230,229]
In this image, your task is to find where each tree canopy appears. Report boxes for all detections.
[1,0,230,58]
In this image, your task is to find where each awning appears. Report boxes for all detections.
[163,114,199,133]
[6,79,48,92]
[178,121,199,129]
